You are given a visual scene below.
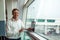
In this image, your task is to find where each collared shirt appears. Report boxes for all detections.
[6,18,24,39]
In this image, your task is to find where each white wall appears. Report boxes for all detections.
[0,0,5,21]
[18,0,25,19]
[12,0,18,8]
[6,0,18,19]
[6,0,25,20]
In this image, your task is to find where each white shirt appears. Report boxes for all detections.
[6,18,24,39]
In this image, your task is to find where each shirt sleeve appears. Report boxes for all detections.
[21,21,25,29]
[6,20,14,34]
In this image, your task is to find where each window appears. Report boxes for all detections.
[47,19,55,22]
[36,19,45,22]
[27,19,34,22]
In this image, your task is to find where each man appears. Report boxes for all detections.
[6,8,24,40]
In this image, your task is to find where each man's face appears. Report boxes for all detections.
[13,10,19,18]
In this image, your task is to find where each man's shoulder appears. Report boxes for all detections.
[8,19,12,21]
[7,18,13,23]
[18,19,22,22]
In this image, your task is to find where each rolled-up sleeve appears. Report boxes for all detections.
[21,21,25,29]
[6,21,14,36]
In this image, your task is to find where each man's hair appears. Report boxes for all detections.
[12,8,19,15]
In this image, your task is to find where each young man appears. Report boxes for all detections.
[6,8,24,40]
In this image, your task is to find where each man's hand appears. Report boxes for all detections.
[26,28,33,31]
[19,28,33,32]
[19,28,24,32]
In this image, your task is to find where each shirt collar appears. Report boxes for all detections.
[11,18,19,21]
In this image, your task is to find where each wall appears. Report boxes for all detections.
[6,0,25,20]
[18,0,25,20]
[6,0,18,19]
[0,0,5,21]
[0,0,5,36]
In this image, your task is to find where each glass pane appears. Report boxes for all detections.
[27,19,34,22]
[47,19,55,22]
[25,0,60,40]
[36,19,45,22]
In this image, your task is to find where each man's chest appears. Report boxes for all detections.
[9,21,21,31]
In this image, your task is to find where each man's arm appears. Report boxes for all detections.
[19,20,33,32]
[19,21,25,32]
[19,28,24,32]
